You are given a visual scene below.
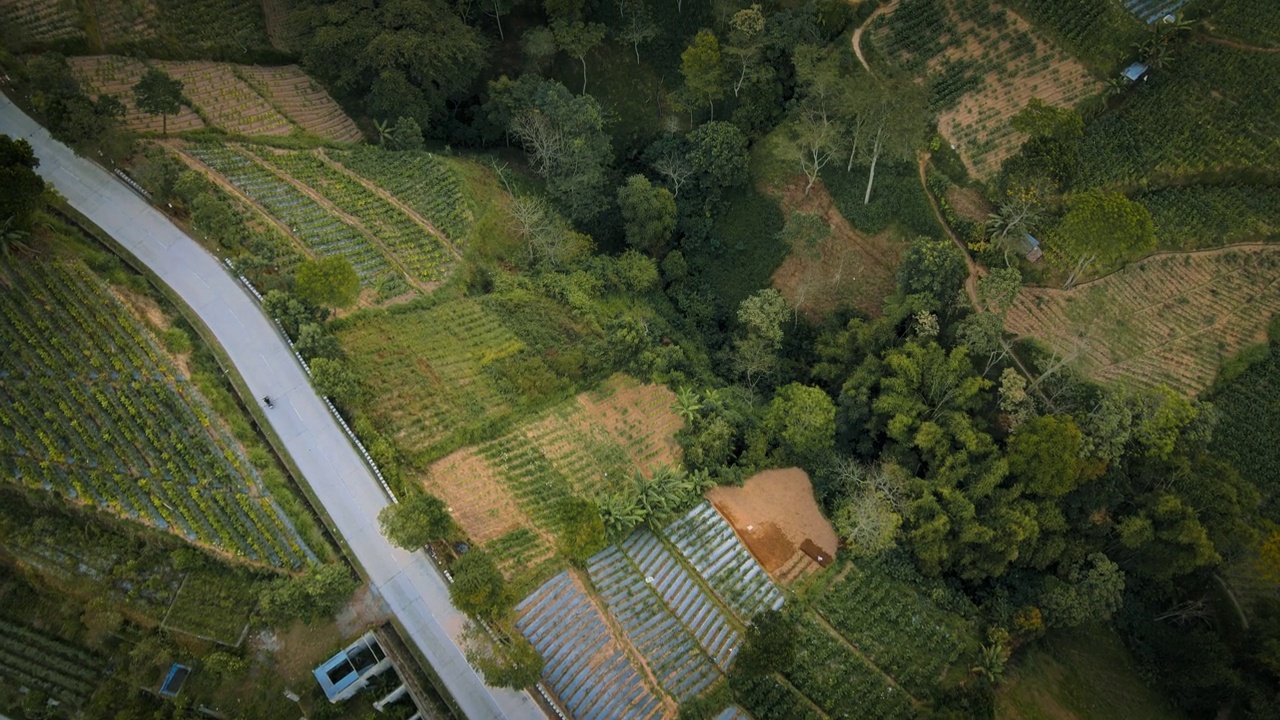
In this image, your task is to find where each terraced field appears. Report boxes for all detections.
[871,0,1101,177]
[70,56,206,134]
[515,571,665,720]
[0,259,316,569]
[665,502,784,620]
[69,56,359,140]
[0,0,85,44]
[237,66,361,142]
[248,148,454,283]
[1006,245,1280,395]
[815,560,980,697]
[0,618,104,711]
[425,377,682,579]
[333,149,474,243]
[518,501,781,716]
[588,542,723,701]
[183,144,393,284]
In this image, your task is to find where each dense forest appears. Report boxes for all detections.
[3,0,1280,718]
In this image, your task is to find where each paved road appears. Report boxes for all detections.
[0,96,543,720]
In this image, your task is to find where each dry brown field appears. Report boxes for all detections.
[1006,245,1280,395]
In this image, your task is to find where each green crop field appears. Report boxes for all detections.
[1077,43,1280,188]
[247,147,455,284]
[782,617,917,719]
[0,259,315,569]
[162,569,255,644]
[337,297,550,460]
[1200,0,1280,49]
[814,557,980,696]
[1138,185,1280,250]
[331,148,474,245]
[0,618,104,710]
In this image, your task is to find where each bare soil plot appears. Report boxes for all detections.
[573,375,683,483]
[946,185,991,223]
[877,2,1101,178]
[772,178,905,319]
[240,65,362,142]
[70,55,206,134]
[1006,245,1280,396]
[708,468,838,585]
[157,61,293,136]
[421,449,543,549]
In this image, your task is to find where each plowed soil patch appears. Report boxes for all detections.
[708,468,837,578]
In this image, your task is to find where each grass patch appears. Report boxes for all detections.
[997,624,1183,720]
[699,186,788,311]
[163,570,256,644]
[820,161,941,239]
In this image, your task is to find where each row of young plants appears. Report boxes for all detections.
[185,144,392,284]
[332,148,474,244]
[783,618,917,719]
[514,570,664,720]
[1076,43,1280,187]
[813,558,981,697]
[0,259,313,568]
[0,618,104,707]
[338,296,526,458]
[1136,184,1280,249]
[247,147,454,283]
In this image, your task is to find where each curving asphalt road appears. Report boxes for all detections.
[0,95,543,720]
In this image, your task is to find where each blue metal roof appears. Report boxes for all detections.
[1123,62,1150,81]
[313,653,359,700]
[159,664,191,698]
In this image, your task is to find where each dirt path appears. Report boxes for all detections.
[851,0,896,76]
[916,152,1057,407]
[317,148,464,261]
[1203,33,1280,54]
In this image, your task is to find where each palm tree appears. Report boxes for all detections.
[373,118,393,147]
[0,216,33,287]
[672,387,702,422]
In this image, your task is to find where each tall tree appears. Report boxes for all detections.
[294,256,360,309]
[617,174,676,256]
[291,0,487,131]
[0,135,45,233]
[732,288,789,391]
[552,19,606,93]
[378,492,454,549]
[858,77,927,204]
[1055,189,1156,287]
[725,5,765,97]
[132,68,184,136]
[681,29,726,120]
[614,0,658,63]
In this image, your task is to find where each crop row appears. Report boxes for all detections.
[664,502,783,621]
[621,531,740,671]
[185,144,390,283]
[785,618,916,719]
[587,544,721,700]
[0,619,103,707]
[0,0,86,44]
[248,148,452,283]
[815,561,979,697]
[515,571,663,720]
[333,148,473,244]
[340,298,519,450]
[0,260,314,568]
[1137,184,1280,250]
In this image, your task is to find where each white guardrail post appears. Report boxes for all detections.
[226,260,397,504]
[227,263,570,716]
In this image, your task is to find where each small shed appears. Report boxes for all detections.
[1122,62,1151,83]
[1022,233,1043,262]
[158,663,191,698]
[313,632,391,703]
